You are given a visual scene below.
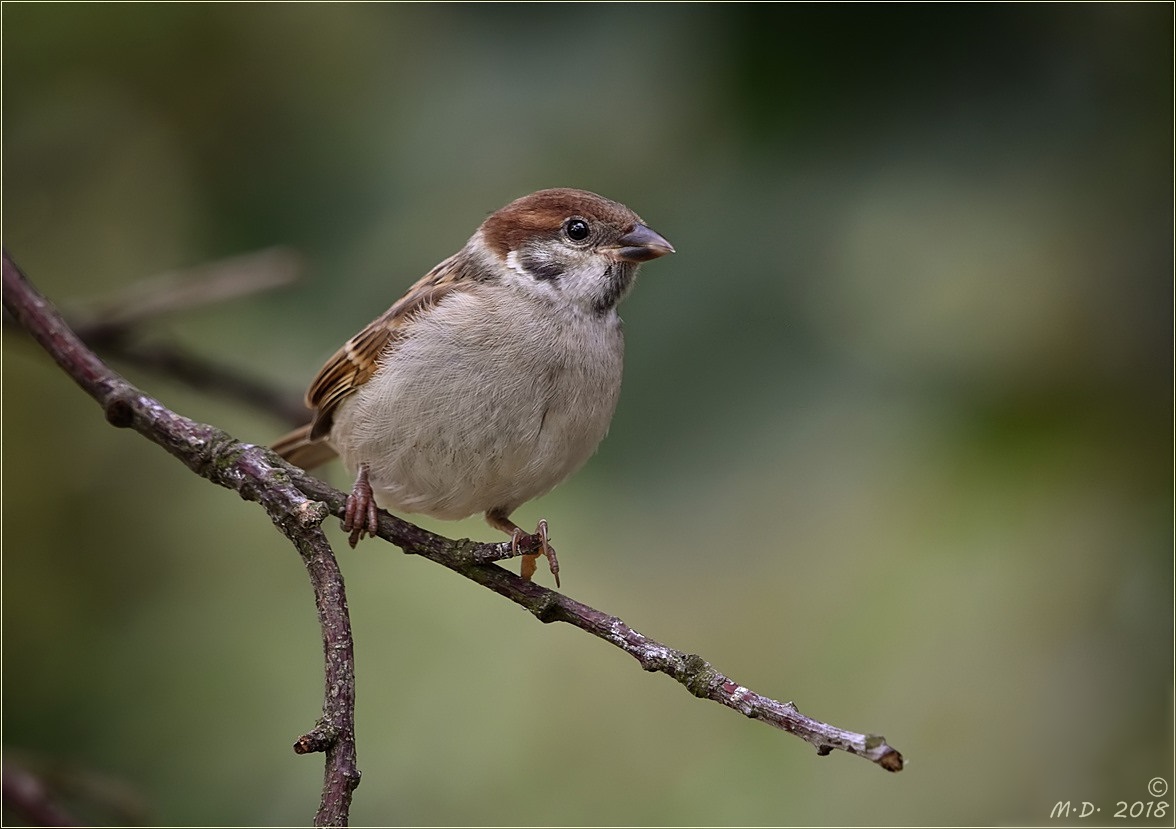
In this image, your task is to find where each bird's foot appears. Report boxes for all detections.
[342,462,380,547]
[512,519,559,588]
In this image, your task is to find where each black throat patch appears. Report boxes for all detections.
[593,262,635,315]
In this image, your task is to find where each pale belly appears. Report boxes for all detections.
[328,293,624,520]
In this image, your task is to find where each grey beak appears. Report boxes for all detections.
[612,223,675,263]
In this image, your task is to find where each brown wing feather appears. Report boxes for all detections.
[305,253,467,440]
[272,422,339,469]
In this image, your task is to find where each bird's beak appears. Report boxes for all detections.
[611,223,675,263]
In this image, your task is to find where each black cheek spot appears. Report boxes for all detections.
[519,250,564,282]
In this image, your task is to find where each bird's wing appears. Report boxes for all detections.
[306,253,469,439]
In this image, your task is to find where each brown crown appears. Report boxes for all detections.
[479,188,644,257]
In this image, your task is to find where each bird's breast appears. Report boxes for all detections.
[330,288,625,519]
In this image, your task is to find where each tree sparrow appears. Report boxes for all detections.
[272,188,673,585]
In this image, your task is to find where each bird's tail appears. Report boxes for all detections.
[272,423,338,470]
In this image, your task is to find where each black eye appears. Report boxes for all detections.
[564,218,590,242]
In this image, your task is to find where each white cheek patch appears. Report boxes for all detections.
[505,249,527,278]
[503,248,565,304]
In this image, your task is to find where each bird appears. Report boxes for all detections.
[272,188,674,585]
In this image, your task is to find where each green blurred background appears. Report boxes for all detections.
[3,4,1172,826]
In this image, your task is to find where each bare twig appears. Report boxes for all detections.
[4,249,903,820]
[3,251,360,826]
[286,470,905,771]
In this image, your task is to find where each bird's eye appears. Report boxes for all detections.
[563,218,590,242]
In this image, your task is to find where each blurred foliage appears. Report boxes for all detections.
[3,4,1171,826]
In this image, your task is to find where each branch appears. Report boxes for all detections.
[4,249,904,819]
[252,485,359,826]
[3,251,360,825]
[288,471,905,771]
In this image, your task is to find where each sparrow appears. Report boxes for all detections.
[272,188,674,585]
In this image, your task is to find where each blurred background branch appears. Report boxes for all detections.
[2,753,149,827]
[2,761,80,828]
[3,247,309,426]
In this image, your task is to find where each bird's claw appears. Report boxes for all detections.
[514,519,560,588]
